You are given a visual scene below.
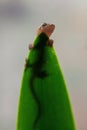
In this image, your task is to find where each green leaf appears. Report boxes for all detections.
[16,32,76,130]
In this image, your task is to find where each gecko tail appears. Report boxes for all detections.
[30,77,41,129]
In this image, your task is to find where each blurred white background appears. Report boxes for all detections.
[0,0,87,130]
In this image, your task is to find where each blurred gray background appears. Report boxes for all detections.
[0,0,87,130]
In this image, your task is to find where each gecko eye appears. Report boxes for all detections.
[41,23,47,27]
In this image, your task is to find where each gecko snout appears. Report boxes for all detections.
[50,24,55,31]
[51,24,55,28]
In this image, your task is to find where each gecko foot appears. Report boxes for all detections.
[24,58,28,69]
[47,39,54,47]
[28,44,34,50]
[24,58,34,71]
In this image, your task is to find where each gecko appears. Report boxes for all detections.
[25,23,55,129]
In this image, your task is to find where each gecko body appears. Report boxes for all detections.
[25,23,55,128]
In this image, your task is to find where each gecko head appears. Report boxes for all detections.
[37,23,55,37]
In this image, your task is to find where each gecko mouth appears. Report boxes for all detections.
[48,29,55,33]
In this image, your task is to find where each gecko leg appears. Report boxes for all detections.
[47,39,54,47]
[24,58,33,71]
[24,58,28,69]
[28,44,34,50]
